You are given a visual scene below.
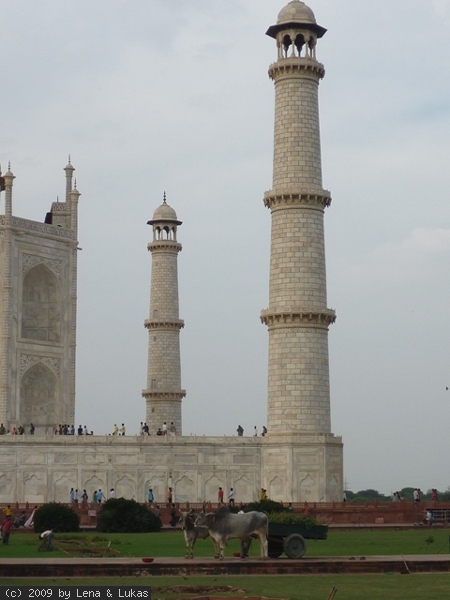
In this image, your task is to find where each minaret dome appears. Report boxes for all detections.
[147,195,182,242]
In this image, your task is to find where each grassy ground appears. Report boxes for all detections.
[2,528,449,559]
[1,574,450,599]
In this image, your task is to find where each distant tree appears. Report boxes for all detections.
[357,489,384,499]
[347,488,391,502]
[345,489,390,503]
[399,487,415,501]
[441,487,450,501]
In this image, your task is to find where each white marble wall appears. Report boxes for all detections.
[0,433,343,503]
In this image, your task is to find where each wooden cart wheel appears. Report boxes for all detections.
[283,533,306,559]
[268,536,284,559]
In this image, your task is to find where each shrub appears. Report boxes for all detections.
[268,511,320,527]
[34,503,80,533]
[96,498,161,533]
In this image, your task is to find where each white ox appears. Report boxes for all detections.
[195,504,268,560]
[180,509,211,559]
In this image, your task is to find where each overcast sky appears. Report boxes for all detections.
[1,0,450,495]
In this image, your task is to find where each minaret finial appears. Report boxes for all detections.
[163,191,167,204]
[68,155,71,165]
[74,178,77,190]
[8,161,11,171]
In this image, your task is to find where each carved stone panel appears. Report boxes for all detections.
[0,453,17,465]
[174,454,197,465]
[203,452,226,465]
[234,474,255,503]
[115,475,137,500]
[264,450,288,466]
[174,474,195,503]
[23,471,47,503]
[53,453,78,465]
[83,473,107,499]
[267,474,285,502]
[203,474,224,503]
[145,452,168,466]
[21,453,47,465]
[53,472,77,503]
[83,453,108,465]
[22,254,63,281]
[20,362,59,428]
[0,472,16,501]
[298,473,318,502]
[21,263,61,342]
[233,453,257,465]
[145,475,166,504]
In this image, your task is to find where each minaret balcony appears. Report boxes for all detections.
[144,319,184,330]
[269,57,325,81]
[264,190,331,211]
[142,389,186,400]
[148,240,182,253]
[260,308,336,329]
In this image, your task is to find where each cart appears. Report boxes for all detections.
[268,522,328,559]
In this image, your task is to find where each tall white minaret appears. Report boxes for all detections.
[142,194,186,435]
[261,1,336,435]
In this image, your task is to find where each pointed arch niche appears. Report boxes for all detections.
[20,362,59,427]
[21,263,61,342]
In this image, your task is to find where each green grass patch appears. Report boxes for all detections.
[3,528,450,559]
[1,575,450,600]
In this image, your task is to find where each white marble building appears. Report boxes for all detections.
[0,0,343,504]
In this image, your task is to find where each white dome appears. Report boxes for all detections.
[277,0,316,26]
[152,202,178,221]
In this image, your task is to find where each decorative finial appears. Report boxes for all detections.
[68,155,71,165]
[74,178,77,190]
[163,191,167,204]
[8,161,11,171]
[57,195,59,202]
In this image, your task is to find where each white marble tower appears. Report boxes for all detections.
[261,1,337,435]
[142,194,186,435]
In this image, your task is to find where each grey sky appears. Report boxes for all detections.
[1,0,450,495]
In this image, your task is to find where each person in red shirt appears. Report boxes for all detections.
[218,487,224,503]
[2,516,14,544]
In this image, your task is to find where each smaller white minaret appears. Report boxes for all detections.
[142,194,186,435]
[0,164,14,426]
